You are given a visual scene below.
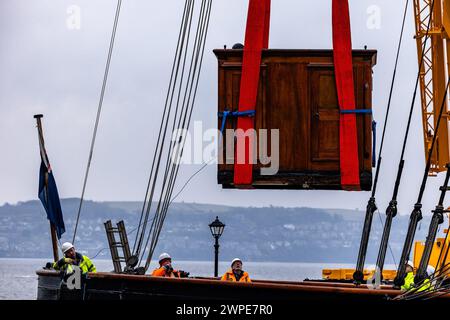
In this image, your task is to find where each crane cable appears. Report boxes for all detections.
[72,0,122,244]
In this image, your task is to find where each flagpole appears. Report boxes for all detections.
[34,114,59,262]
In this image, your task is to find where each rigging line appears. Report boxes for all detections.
[400,266,450,301]
[148,0,207,228]
[372,0,435,275]
[142,0,212,268]
[438,217,450,270]
[354,0,412,282]
[143,18,208,266]
[133,0,191,254]
[416,77,450,204]
[138,0,197,265]
[421,268,450,300]
[137,0,197,264]
[147,12,211,266]
[391,0,435,200]
[395,58,450,286]
[371,0,410,197]
[157,0,208,197]
[135,0,193,256]
[134,0,195,257]
[157,19,212,250]
[150,0,211,256]
[148,20,209,263]
[72,0,122,244]
[152,0,210,235]
[396,75,450,282]
[396,250,450,299]
[376,209,397,269]
[170,158,214,205]
[395,259,450,300]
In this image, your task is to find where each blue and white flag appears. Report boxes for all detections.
[37,128,65,239]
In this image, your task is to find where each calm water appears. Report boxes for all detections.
[1,258,387,300]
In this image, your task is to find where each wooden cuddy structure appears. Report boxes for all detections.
[216,49,377,191]
[37,270,407,302]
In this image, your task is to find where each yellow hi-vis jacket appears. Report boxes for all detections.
[401,272,433,292]
[417,278,432,292]
[401,272,415,291]
[53,252,96,274]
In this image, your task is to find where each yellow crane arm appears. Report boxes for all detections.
[414,0,450,175]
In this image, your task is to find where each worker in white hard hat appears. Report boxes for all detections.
[52,242,96,274]
[151,253,189,278]
[221,258,251,282]
[401,260,415,291]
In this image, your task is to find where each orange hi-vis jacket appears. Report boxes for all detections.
[221,269,251,282]
[151,267,181,278]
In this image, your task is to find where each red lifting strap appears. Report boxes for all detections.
[332,0,361,190]
[234,0,271,187]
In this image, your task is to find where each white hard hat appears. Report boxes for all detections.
[426,265,436,276]
[158,253,171,263]
[406,260,414,268]
[61,242,74,253]
[231,258,242,267]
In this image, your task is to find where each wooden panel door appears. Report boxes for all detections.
[309,66,340,171]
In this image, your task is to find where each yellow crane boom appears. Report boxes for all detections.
[414,0,450,174]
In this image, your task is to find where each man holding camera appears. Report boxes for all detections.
[151,253,189,278]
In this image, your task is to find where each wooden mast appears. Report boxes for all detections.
[34,114,59,262]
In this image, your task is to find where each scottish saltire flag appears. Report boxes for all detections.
[37,131,65,239]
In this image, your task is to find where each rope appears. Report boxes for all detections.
[373,0,435,275]
[129,0,213,269]
[141,0,213,270]
[354,0,410,280]
[393,0,435,197]
[133,0,194,256]
[394,262,450,300]
[72,0,122,244]
[396,70,450,284]
[136,0,197,261]
[371,0,409,197]
[376,209,397,270]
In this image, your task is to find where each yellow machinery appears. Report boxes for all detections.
[324,0,450,280]
[323,219,450,281]
[414,0,450,174]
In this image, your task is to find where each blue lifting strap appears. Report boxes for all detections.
[340,109,373,115]
[218,109,256,133]
[372,120,377,167]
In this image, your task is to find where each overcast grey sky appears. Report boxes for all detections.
[0,0,448,216]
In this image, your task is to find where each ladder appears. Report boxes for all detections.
[104,220,132,273]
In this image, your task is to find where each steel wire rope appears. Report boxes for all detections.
[73,0,123,244]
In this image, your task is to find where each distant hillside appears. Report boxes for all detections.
[0,199,433,263]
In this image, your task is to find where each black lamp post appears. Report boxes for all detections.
[209,216,225,277]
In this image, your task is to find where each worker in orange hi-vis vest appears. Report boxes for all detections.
[151,253,189,278]
[221,258,251,282]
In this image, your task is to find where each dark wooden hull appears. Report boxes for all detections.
[37,270,412,302]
